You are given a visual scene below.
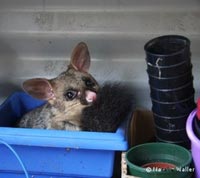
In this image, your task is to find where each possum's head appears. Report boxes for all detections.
[22,42,99,118]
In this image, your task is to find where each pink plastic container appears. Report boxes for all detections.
[186,109,200,178]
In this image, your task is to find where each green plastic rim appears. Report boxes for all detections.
[125,142,192,174]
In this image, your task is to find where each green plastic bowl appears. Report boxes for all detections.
[126,142,193,178]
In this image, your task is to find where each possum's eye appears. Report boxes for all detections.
[82,77,95,88]
[64,90,78,100]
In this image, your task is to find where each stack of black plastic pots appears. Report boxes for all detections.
[144,35,196,149]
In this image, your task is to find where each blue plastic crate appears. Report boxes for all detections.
[0,92,129,178]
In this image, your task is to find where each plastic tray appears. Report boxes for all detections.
[0,92,129,178]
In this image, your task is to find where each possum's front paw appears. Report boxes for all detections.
[48,120,82,131]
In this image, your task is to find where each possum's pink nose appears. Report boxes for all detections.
[85,90,97,103]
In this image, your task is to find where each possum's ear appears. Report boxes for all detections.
[69,42,91,72]
[23,78,55,100]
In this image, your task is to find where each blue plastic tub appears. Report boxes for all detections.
[0,92,129,178]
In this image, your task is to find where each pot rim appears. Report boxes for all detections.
[153,112,189,119]
[155,124,186,132]
[186,109,200,147]
[148,70,192,80]
[151,95,194,104]
[144,35,190,57]
[146,60,191,69]
[150,81,194,92]
[125,142,192,174]
[156,136,190,144]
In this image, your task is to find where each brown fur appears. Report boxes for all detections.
[18,42,99,130]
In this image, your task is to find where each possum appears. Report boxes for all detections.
[18,42,134,132]
[18,42,99,130]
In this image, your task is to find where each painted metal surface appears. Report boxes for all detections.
[0,0,199,108]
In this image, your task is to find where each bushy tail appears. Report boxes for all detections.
[81,82,135,132]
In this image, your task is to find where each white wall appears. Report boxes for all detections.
[0,0,200,108]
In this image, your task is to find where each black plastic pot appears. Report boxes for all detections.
[152,96,196,117]
[147,61,192,78]
[150,82,195,102]
[144,35,191,67]
[156,136,191,149]
[155,125,189,142]
[148,71,193,90]
[154,113,189,130]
